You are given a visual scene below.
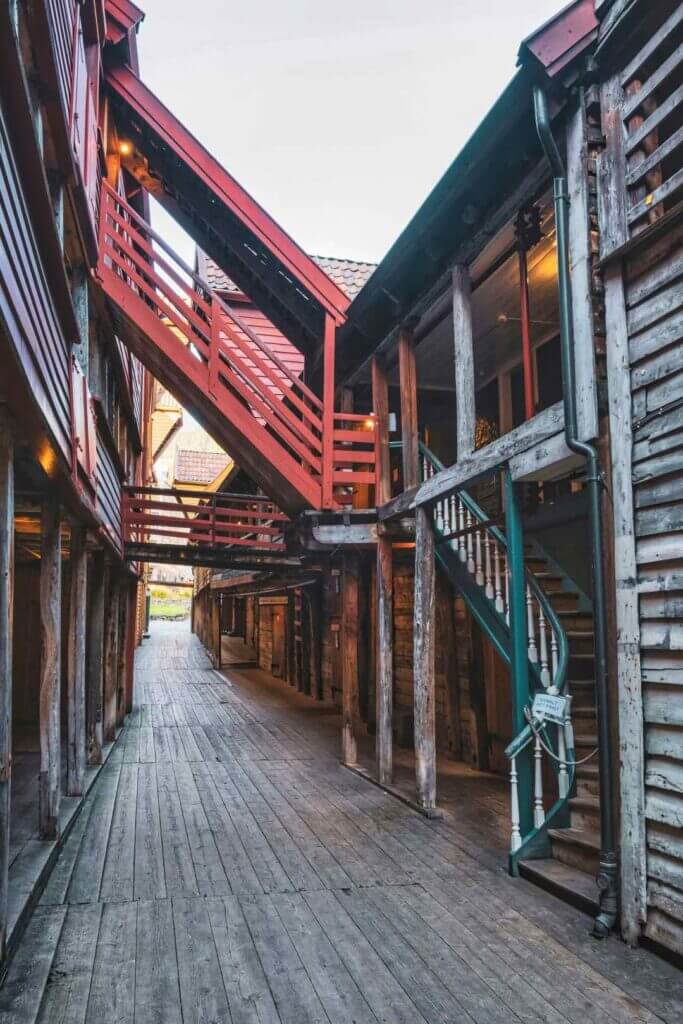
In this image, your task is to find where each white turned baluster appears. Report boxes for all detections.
[484,533,494,600]
[475,526,484,587]
[494,543,504,612]
[450,495,458,552]
[550,626,559,682]
[533,733,545,829]
[526,586,538,663]
[435,492,444,534]
[466,510,475,575]
[458,500,467,563]
[510,757,522,852]
[505,556,510,624]
[557,722,569,799]
[538,605,550,688]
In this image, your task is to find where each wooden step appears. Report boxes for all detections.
[574,764,600,799]
[0,904,67,1019]
[518,858,599,917]
[548,826,600,874]
[539,589,580,612]
[568,653,595,679]
[569,795,601,830]
[556,610,594,631]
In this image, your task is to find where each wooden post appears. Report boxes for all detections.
[321,314,336,509]
[86,551,105,765]
[398,328,419,489]
[341,556,360,766]
[0,410,14,956]
[413,506,436,809]
[452,264,476,461]
[376,535,393,785]
[214,595,222,669]
[103,570,120,743]
[124,583,136,715]
[39,495,62,839]
[372,354,391,506]
[116,585,128,726]
[67,525,87,796]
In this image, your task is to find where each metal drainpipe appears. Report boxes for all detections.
[533,85,618,937]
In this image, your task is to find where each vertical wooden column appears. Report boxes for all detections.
[413,506,436,809]
[116,587,128,727]
[86,551,105,765]
[376,536,393,785]
[372,354,391,505]
[321,314,336,509]
[124,583,136,715]
[372,351,394,783]
[452,264,476,461]
[341,555,360,766]
[0,410,14,955]
[67,526,87,796]
[39,496,62,839]
[212,595,221,669]
[398,327,419,488]
[103,570,120,743]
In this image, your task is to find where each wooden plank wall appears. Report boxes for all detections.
[95,431,123,553]
[0,102,71,463]
[626,215,683,955]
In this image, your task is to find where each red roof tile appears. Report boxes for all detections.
[174,449,231,485]
[197,251,375,301]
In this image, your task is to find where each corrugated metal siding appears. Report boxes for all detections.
[0,99,71,462]
[95,431,123,553]
[626,216,683,955]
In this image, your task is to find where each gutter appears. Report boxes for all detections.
[533,85,618,937]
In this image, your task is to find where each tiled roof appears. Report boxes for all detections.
[174,449,231,485]
[310,256,375,301]
[196,250,375,301]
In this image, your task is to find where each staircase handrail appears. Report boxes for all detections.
[412,441,575,863]
[416,441,569,698]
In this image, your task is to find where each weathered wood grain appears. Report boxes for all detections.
[67,526,87,796]
[39,495,62,840]
[413,508,436,810]
[0,408,13,956]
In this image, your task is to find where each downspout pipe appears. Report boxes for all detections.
[533,85,618,938]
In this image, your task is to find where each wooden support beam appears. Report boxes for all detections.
[86,551,105,765]
[371,354,391,505]
[39,496,62,839]
[398,328,419,489]
[413,507,436,809]
[212,595,221,669]
[452,264,475,461]
[103,570,120,743]
[67,526,87,796]
[376,536,393,785]
[0,410,14,956]
[124,583,136,715]
[116,586,128,727]
[341,555,360,766]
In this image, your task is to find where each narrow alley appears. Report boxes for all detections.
[0,621,680,1024]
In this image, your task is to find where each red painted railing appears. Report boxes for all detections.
[98,182,378,510]
[122,487,289,551]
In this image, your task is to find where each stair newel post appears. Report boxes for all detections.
[504,467,533,849]
[322,314,336,509]
[509,756,522,853]
[557,719,569,799]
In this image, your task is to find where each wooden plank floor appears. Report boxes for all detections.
[1,621,681,1023]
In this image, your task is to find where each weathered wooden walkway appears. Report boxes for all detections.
[1,621,681,1023]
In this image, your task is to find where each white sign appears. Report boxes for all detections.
[532,692,567,725]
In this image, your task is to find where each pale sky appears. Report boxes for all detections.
[137,0,557,267]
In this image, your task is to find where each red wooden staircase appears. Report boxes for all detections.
[97,182,377,514]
